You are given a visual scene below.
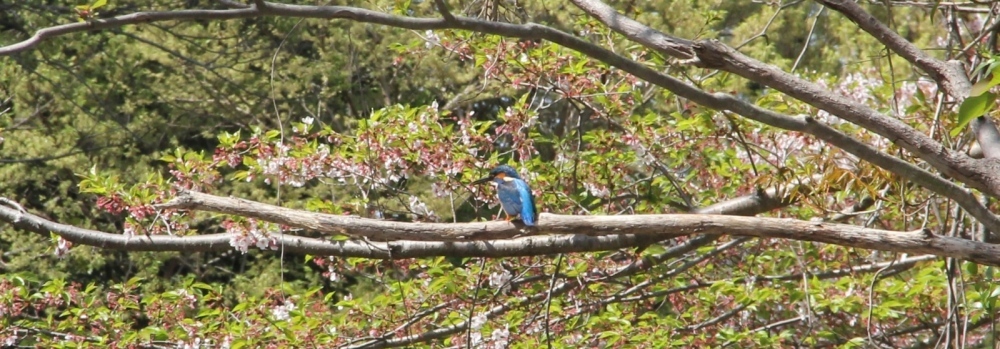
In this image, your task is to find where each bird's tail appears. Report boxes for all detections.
[521,209,537,226]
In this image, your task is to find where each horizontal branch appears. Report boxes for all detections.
[154,190,791,242]
[0,179,791,259]
[154,191,1000,266]
[0,203,641,258]
[0,190,982,266]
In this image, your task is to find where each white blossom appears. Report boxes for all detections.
[408,196,435,218]
[271,299,297,321]
[123,224,135,240]
[54,237,71,258]
[337,293,353,311]
[470,314,488,330]
[490,327,510,348]
[489,270,512,293]
[229,234,252,254]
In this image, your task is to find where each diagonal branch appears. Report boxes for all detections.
[433,0,455,22]
[813,0,971,98]
[568,0,1000,200]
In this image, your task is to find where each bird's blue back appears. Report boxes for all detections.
[496,177,537,226]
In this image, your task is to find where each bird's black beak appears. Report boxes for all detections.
[472,176,492,185]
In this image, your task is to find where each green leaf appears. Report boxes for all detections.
[330,234,351,241]
[990,286,1000,299]
[197,308,222,318]
[970,73,1000,97]
[126,276,145,286]
[90,0,108,10]
[264,129,282,141]
[191,282,215,291]
[233,302,250,312]
[951,92,996,137]
[231,170,249,181]
[966,262,979,276]
[970,80,993,97]
[393,0,411,15]
[231,339,248,349]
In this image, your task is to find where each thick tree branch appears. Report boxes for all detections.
[155,190,1000,266]
[814,0,971,98]
[5,189,999,265]
[0,203,651,258]
[0,181,788,259]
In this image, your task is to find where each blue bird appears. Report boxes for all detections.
[472,165,538,226]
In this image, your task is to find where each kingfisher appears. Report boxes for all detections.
[472,165,538,226]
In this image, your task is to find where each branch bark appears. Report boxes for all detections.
[0,178,790,259]
[4,189,999,265]
[149,190,1000,266]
